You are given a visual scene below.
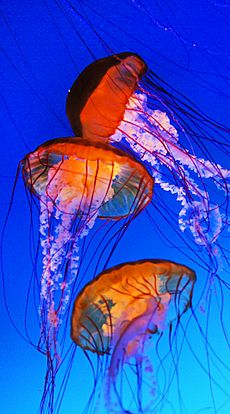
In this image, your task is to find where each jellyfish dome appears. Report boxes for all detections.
[22,137,153,220]
[66,52,147,141]
[71,259,196,413]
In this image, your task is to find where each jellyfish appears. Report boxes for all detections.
[71,259,196,413]
[66,52,147,141]
[20,135,153,411]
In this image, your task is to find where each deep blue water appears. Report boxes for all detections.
[1,1,229,413]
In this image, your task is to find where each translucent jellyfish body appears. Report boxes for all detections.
[72,259,196,413]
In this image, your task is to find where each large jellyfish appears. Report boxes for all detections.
[21,135,153,409]
[71,259,196,413]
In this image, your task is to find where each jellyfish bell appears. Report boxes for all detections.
[71,259,196,412]
[71,259,196,352]
[22,137,153,219]
[66,52,147,141]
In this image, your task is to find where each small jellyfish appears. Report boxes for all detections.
[71,259,196,413]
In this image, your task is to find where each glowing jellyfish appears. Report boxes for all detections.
[21,135,153,411]
[66,52,147,141]
[71,259,196,413]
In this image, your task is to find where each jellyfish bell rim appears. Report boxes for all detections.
[72,258,197,303]
[21,136,154,219]
[77,257,196,280]
[71,258,196,352]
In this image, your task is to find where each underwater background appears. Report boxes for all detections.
[1,1,229,413]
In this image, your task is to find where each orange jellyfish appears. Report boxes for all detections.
[66,52,147,141]
[21,136,153,412]
[71,259,196,413]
